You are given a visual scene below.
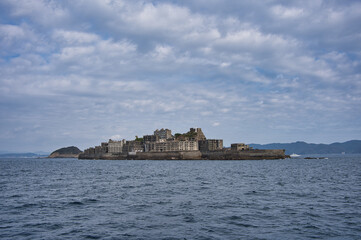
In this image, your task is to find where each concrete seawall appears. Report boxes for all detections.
[78,151,202,160]
[132,151,202,160]
[201,149,285,160]
[79,149,285,160]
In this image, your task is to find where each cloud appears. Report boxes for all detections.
[212,122,220,127]
[3,0,69,27]
[0,0,360,151]
[110,135,122,141]
[271,5,305,19]
[53,30,100,45]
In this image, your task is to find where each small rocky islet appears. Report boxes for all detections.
[48,146,82,158]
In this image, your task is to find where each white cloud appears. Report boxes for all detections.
[0,0,360,151]
[220,62,230,68]
[121,3,204,35]
[0,24,45,55]
[212,122,220,127]
[6,0,69,27]
[152,45,173,60]
[271,5,305,19]
[110,135,122,140]
[0,24,25,39]
[53,30,100,44]
[57,46,95,60]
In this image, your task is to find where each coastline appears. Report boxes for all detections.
[78,149,286,160]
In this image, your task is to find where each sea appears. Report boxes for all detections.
[1,155,360,240]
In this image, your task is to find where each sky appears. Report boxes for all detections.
[0,0,361,152]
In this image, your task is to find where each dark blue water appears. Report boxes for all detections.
[1,155,361,239]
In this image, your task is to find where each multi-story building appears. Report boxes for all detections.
[143,134,159,142]
[122,140,144,153]
[108,139,126,153]
[180,140,198,151]
[83,127,223,155]
[148,141,167,152]
[100,142,108,153]
[95,145,107,155]
[195,128,206,141]
[84,147,95,156]
[231,143,250,151]
[198,139,223,151]
[177,128,206,141]
[154,128,172,140]
[147,140,198,152]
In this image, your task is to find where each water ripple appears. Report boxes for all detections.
[0,155,361,239]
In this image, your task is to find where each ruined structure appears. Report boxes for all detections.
[154,128,172,140]
[79,127,285,160]
[108,139,125,153]
[147,140,198,152]
[199,139,223,151]
[231,143,250,151]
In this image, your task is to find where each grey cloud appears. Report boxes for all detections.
[0,0,360,151]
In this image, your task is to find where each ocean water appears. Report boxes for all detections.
[1,155,360,240]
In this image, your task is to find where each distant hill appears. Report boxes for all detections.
[249,140,361,155]
[0,153,48,158]
[48,146,82,158]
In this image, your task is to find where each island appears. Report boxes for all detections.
[48,146,82,158]
[79,128,285,160]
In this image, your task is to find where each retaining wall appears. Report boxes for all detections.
[79,149,285,160]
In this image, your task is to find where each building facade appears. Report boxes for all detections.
[122,140,144,153]
[147,140,198,152]
[143,134,159,142]
[195,128,206,141]
[231,143,250,151]
[108,139,125,153]
[154,128,172,139]
[82,127,231,156]
[198,139,223,151]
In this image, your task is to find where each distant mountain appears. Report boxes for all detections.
[48,146,82,158]
[0,152,48,158]
[0,147,82,159]
[249,140,361,155]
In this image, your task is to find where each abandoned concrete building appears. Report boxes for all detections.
[84,128,226,154]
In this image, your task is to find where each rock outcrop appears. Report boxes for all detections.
[48,146,82,158]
